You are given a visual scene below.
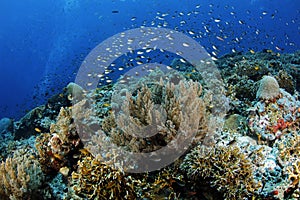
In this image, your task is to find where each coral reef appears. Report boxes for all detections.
[13,82,83,140]
[1,51,300,199]
[131,166,185,199]
[248,84,300,142]
[14,105,46,139]
[218,50,300,118]
[0,118,13,135]
[101,78,207,154]
[273,132,300,199]
[275,70,295,94]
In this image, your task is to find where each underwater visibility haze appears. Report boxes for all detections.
[0,0,300,199]
[0,0,299,119]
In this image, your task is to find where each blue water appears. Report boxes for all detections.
[0,0,299,119]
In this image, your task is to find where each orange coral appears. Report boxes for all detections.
[268,118,293,136]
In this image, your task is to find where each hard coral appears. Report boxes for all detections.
[131,167,184,199]
[180,144,261,200]
[69,154,135,200]
[256,75,280,100]
[275,133,300,194]
[248,88,300,143]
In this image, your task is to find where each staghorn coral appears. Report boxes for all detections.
[0,149,45,200]
[180,144,261,200]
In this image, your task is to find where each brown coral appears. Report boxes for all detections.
[69,154,136,200]
[0,150,45,200]
[101,79,207,154]
[180,144,261,200]
[35,107,82,173]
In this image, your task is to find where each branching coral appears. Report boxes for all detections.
[286,160,300,188]
[180,144,261,200]
[0,150,45,200]
[274,133,300,197]
[69,150,187,199]
[130,167,184,199]
[101,78,207,154]
[69,153,136,200]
